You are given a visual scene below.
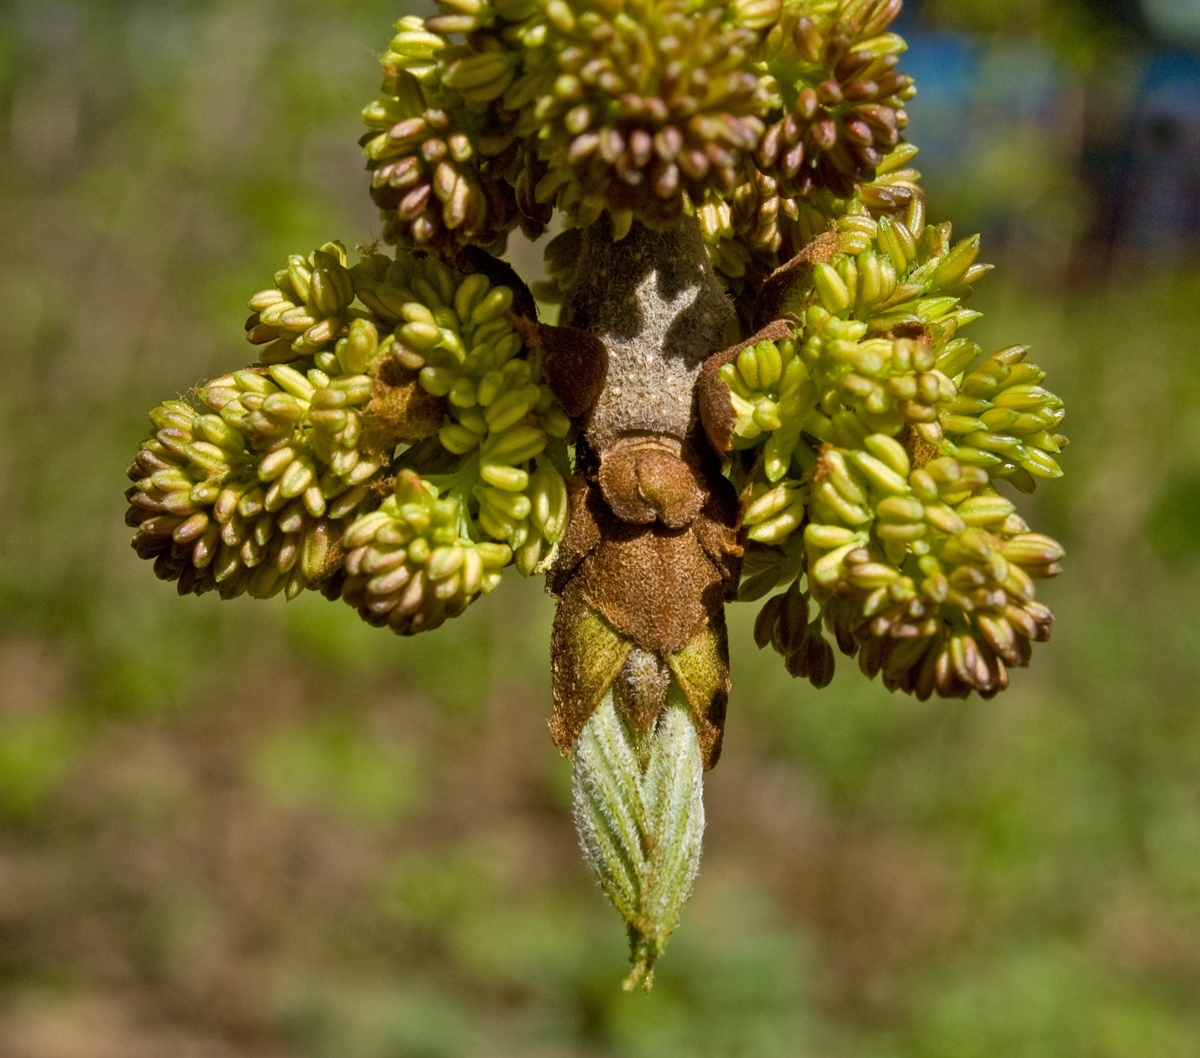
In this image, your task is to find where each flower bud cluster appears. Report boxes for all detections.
[752,581,835,688]
[718,202,994,473]
[746,0,914,200]
[357,252,573,576]
[699,142,923,282]
[504,2,762,234]
[341,469,514,634]
[937,344,1066,493]
[125,350,382,601]
[244,242,359,365]
[797,444,1061,698]
[711,209,1066,696]
[361,30,526,254]
[813,206,1064,490]
[812,195,987,314]
[692,0,916,283]
[128,242,573,630]
[719,332,808,486]
[128,243,409,600]
[358,0,915,255]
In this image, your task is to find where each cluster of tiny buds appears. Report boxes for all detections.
[706,190,1065,697]
[754,582,836,688]
[127,239,574,634]
[359,0,914,284]
[125,342,383,602]
[340,470,515,634]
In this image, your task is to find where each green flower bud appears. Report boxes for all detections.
[341,470,512,635]
[245,242,357,365]
[939,345,1067,487]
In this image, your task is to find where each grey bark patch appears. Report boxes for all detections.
[560,216,739,450]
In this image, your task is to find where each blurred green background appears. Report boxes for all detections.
[3,0,1200,1055]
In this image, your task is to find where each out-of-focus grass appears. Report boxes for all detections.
[2,2,1200,1056]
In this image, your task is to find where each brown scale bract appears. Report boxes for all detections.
[364,357,445,446]
[693,230,840,454]
[697,318,794,455]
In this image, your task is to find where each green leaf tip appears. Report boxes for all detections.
[571,685,706,992]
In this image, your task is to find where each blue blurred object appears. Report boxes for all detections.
[893,28,980,171]
[1121,51,1200,250]
[898,10,1200,261]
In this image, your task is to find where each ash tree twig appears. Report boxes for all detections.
[123,0,1067,987]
